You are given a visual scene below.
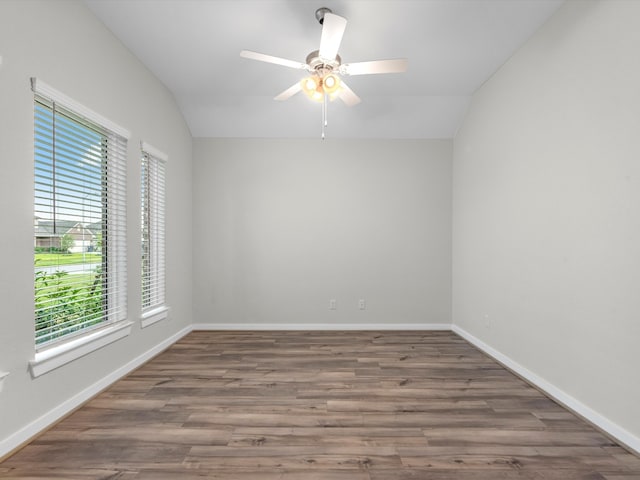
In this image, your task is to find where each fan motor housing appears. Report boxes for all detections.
[306,50,341,74]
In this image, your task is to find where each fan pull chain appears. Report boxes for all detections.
[322,93,328,140]
[324,93,328,127]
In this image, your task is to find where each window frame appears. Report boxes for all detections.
[30,78,131,377]
[140,142,169,328]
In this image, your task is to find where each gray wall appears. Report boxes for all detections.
[193,138,452,327]
[453,0,640,441]
[0,0,193,446]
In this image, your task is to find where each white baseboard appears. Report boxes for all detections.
[451,324,640,456]
[0,325,192,460]
[192,322,452,331]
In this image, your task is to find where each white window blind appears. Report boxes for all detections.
[141,143,167,313]
[33,79,128,347]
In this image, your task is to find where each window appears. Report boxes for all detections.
[140,143,167,327]
[33,79,129,349]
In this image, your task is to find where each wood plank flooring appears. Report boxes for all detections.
[1,330,639,479]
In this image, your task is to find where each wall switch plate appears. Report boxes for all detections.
[358,299,366,310]
[329,299,337,310]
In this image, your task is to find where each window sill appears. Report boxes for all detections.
[141,306,170,329]
[0,371,8,392]
[29,321,133,378]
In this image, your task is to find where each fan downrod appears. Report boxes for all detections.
[315,7,332,24]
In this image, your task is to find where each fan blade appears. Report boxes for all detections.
[342,58,408,76]
[338,81,361,107]
[274,82,302,101]
[318,13,347,61]
[240,50,308,70]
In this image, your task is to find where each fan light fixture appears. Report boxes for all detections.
[301,73,341,102]
[322,73,340,95]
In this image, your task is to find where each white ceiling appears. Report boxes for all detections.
[85,0,564,139]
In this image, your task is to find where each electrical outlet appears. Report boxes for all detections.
[358,299,366,310]
[329,299,337,310]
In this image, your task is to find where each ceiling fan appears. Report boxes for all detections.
[240,7,407,136]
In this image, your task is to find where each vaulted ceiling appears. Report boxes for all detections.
[85,0,564,139]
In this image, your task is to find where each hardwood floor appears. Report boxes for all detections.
[1,330,639,479]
